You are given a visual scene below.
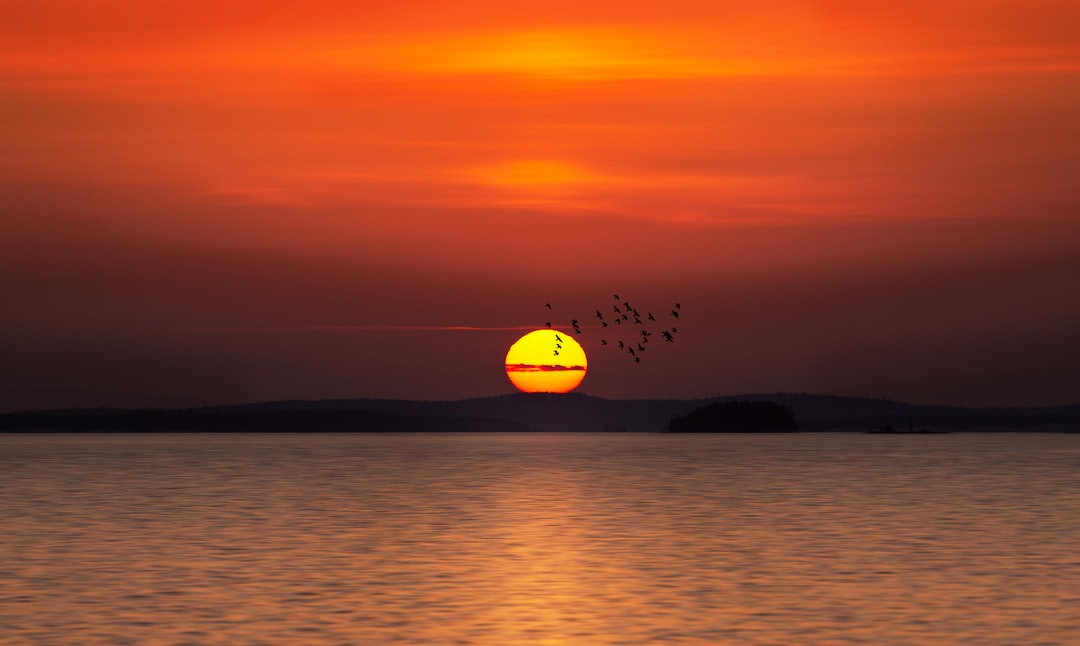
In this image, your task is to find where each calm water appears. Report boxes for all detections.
[2,433,1079,645]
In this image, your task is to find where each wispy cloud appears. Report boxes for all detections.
[190,325,541,333]
[505,363,587,372]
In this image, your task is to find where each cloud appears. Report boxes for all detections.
[505,364,587,372]
[193,325,540,333]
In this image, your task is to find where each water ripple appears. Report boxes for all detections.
[1,432,1078,644]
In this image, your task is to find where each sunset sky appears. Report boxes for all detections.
[3,0,1079,410]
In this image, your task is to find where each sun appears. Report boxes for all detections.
[505,329,588,393]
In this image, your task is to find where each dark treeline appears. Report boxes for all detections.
[800,415,1080,431]
[0,409,530,433]
[3,393,1079,433]
[667,401,799,432]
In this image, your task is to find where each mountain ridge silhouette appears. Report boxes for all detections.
[3,393,1079,432]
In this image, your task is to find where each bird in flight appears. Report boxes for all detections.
[536,295,684,371]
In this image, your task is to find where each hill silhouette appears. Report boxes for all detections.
[0,408,528,433]
[668,401,799,432]
[2,393,1078,433]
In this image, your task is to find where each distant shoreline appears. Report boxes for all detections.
[3,393,1079,434]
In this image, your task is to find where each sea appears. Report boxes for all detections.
[2,432,1078,645]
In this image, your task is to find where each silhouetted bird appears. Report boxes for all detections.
[545,322,552,328]
[553,350,560,356]
[555,334,563,342]
[545,296,688,366]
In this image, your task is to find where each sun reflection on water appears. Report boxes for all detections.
[1,433,1079,644]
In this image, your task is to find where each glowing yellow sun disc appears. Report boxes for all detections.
[505,329,587,393]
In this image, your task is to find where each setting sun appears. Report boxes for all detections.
[505,329,587,393]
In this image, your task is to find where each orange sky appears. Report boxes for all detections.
[3,0,1079,409]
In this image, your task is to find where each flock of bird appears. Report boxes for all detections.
[543,295,682,364]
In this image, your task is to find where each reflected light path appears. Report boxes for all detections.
[2,433,1079,644]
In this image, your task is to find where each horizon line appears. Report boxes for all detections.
[4,391,1079,416]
